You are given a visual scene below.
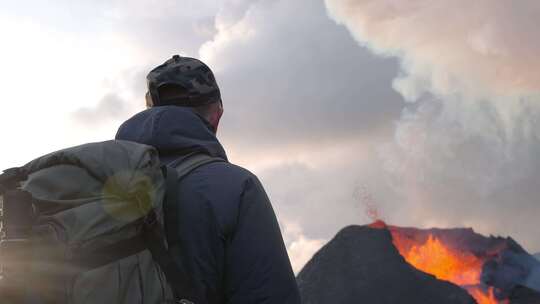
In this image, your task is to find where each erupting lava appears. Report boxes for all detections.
[394,234,482,286]
[389,228,507,304]
[468,287,504,304]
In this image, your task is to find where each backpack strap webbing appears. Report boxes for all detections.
[150,154,225,303]
[164,153,225,246]
[141,208,199,304]
[171,153,225,177]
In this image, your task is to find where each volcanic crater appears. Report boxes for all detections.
[296,222,540,304]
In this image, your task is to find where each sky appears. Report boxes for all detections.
[1,0,539,273]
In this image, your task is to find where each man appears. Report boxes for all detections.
[115,55,301,304]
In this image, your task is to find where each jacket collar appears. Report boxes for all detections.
[115,106,228,164]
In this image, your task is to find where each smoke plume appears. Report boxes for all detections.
[325,0,540,251]
[325,0,540,100]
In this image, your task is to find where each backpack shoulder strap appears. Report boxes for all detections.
[173,153,226,179]
[147,154,225,303]
[164,152,225,249]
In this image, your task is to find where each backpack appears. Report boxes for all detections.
[0,140,223,304]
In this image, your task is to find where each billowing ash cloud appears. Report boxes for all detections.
[325,0,540,251]
[325,0,540,100]
[200,0,403,149]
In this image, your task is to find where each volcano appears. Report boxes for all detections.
[297,223,540,304]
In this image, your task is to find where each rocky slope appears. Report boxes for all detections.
[296,226,475,304]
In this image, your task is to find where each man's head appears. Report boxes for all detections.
[145,55,223,133]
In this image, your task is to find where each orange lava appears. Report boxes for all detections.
[391,232,504,304]
[399,235,483,285]
[468,287,508,304]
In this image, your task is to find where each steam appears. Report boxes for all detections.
[282,220,326,274]
[324,0,540,100]
[325,0,540,251]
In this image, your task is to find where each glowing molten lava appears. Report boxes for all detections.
[391,231,506,304]
[468,287,507,304]
[397,235,482,285]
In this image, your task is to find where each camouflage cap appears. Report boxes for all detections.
[146,55,221,107]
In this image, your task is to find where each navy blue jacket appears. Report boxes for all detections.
[116,106,301,304]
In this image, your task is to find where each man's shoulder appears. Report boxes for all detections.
[179,160,261,195]
[195,161,257,183]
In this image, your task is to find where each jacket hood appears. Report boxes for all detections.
[115,106,228,163]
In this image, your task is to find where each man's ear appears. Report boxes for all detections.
[209,105,224,133]
[145,91,153,108]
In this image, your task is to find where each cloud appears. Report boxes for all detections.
[199,0,403,152]
[0,0,219,58]
[103,0,221,58]
[72,93,130,125]
[325,0,540,252]
[282,220,326,274]
[324,0,540,100]
[70,67,149,127]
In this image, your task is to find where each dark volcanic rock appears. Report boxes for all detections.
[296,225,476,304]
[482,248,540,297]
[509,285,540,304]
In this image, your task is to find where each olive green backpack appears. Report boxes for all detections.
[0,140,221,304]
